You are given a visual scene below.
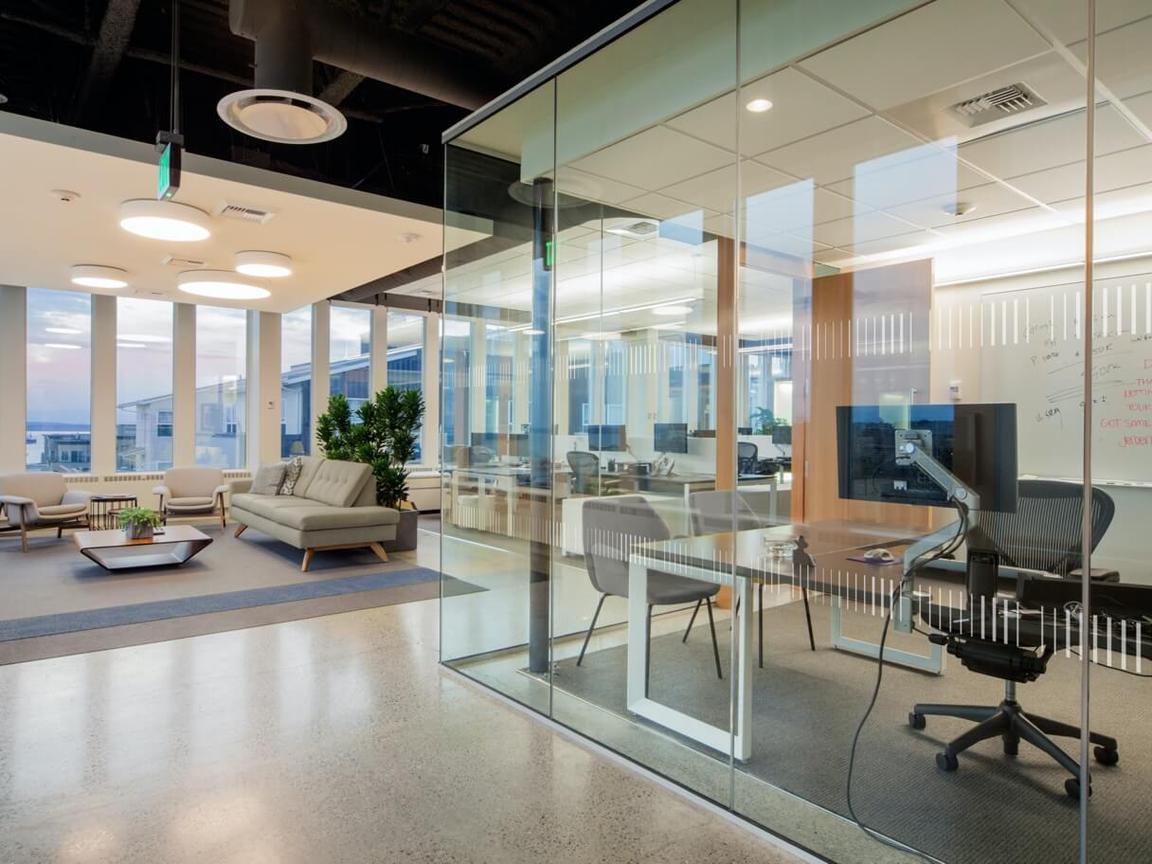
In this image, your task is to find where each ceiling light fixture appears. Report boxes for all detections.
[117,342,147,349]
[119,199,211,241]
[653,304,692,316]
[235,250,293,278]
[217,90,346,144]
[580,331,622,341]
[177,270,270,300]
[45,327,83,335]
[746,98,774,113]
[524,329,545,336]
[43,343,82,350]
[70,265,129,289]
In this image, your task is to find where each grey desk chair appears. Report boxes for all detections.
[737,441,758,475]
[689,490,815,667]
[579,496,723,681]
[910,481,1118,798]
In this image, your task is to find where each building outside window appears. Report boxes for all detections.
[280,305,312,457]
[116,297,174,471]
[195,306,246,468]
[26,288,91,471]
[329,305,370,410]
[388,311,425,461]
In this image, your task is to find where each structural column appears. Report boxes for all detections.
[0,286,27,473]
[89,293,117,474]
[715,236,737,490]
[247,310,282,467]
[311,301,331,442]
[370,305,389,394]
[172,302,197,466]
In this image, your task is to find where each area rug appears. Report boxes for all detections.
[0,568,483,641]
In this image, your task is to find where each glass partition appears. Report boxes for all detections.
[442,1,1149,860]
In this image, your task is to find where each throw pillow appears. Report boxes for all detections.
[251,462,287,496]
[279,456,304,495]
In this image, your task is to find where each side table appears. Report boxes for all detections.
[89,494,138,531]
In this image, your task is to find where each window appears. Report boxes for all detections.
[330,305,370,408]
[281,306,312,457]
[195,306,246,468]
[442,318,471,451]
[388,311,425,462]
[26,288,91,472]
[116,298,174,471]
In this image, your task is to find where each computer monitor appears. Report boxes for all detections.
[773,425,792,445]
[587,424,627,452]
[653,422,688,454]
[836,403,1018,512]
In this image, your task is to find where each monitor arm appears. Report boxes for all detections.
[892,434,980,633]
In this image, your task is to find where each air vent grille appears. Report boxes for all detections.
[215,203,275,224]
[950,83,1045,127]
[163,255,206,268]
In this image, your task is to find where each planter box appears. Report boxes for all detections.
[383,508,419,552]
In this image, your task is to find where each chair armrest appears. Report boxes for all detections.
[0,496,38,524]
[152,485,171,497]
[62,489,92,505]
[212,484,230,497]
[229,479,252,495]
[0,494,35,507]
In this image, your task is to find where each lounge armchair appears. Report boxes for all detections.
[154,467,229,528]
[0,473,92,552]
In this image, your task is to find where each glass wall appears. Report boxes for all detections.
[443,1,1150,861]
[194,305,246,468]
[281,305,312,458]
[329,304,371,409]
[116,297,173,471]
[26,288,92,471]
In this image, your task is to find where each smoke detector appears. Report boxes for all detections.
[217,89,346,144]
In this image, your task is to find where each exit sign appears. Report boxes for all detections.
[157,136,182,200]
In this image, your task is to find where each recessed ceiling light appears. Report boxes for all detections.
[119,199,211,242]
[524,329,545,336]
[45,327,83,335]
[746,98,774,113]
[217,89,346,144]
[71,265,129,289]
[43,343,82,350]
[117,342,147,349]
[653,304,692,316]
[177,270,270,300]
[235,250,293,278]
[118,333,172,344]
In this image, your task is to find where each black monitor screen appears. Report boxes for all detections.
[653,422,688,454]
[836,403,1017,512]
[587,424,627,452]
[773,425,792,445]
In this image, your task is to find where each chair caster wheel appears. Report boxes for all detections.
[936,751,958,772]
[908,712,925,730]
[1093,746,1119,766]
[1065,778,1092,800]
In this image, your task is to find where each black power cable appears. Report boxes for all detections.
[844,501,969,858]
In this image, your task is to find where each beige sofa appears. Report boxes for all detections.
[230,456,400,571]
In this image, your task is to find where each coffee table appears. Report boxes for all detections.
[73,525,213,572]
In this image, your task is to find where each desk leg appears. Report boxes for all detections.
[626,561,650,706]
[829,605,942,673]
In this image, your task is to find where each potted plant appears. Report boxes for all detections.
[118,506,163,540]
[315,387,425,552]
[750,407,780,436]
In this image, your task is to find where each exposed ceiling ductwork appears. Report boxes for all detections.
[220,0,507,144]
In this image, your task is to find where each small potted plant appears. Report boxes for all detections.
[118,506,163,540]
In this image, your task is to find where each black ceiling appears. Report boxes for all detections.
[0,0,648,209]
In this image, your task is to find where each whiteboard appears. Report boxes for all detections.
[979,275,1152,484]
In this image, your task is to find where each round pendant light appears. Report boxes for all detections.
[177,270,270,300]
[217,90,346,145]
[235,250,293,278]
[70,265,129,289]
[119,199,212,242]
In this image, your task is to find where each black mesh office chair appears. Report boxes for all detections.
[688,490,815,667]
[578,496,723,681]
[737,441,758,475]
[910,481,1118,799]
[568,451,620,496]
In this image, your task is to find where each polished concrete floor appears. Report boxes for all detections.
[0,598,807,864]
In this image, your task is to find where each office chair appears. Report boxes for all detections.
[688,490,815,667]
[737,441,758,475]
[578,496,723,682]
[910,481,1118,799]
[567,451,620,496]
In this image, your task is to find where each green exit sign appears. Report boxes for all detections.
[157,140,181,200]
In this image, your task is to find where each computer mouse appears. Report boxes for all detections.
[863,548,896,564]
